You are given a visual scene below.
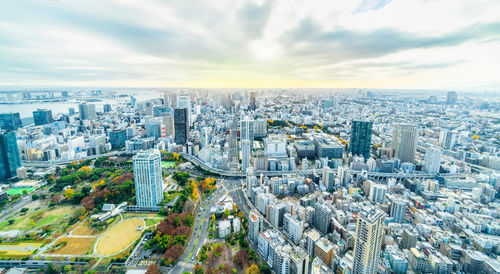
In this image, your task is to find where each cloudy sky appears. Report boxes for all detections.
[0,0,499,89]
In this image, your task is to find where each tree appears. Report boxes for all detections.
[224,208,230,217]
[182,215,194,227]
[8,219,14,225]
[22,189,28,195]
[194,265,204,274]
[64,188,75,200]
[246,264,259,274]
[21,207,29,213]
[260,263,271,274]
[233,250,248,267]
[146,265,160,274]
[173,235,187,246]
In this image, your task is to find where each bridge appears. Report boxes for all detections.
[180,153,466,182]
[21,150,126,168]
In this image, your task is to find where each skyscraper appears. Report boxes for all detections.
[33,109,54,126]
[103,104,112,113]
[241,139,251,173]
[353,206,385,274]
[174,108,189,145]
[78,103,97,120]
[240,116,255,149]
[446,91,457,105]
[0,131,21,180]
[0,113,22,131]
[249,91,256,110]
[424,146,442,174]
[175,93,191,125]
[392,124,418,163]
[350,120,373,159]
[133,149,163,207]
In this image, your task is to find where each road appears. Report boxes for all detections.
[169,184,226,274]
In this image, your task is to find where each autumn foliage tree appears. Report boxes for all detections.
[246,264,260,274]
[145,264,160,274]
[164,244,184,263]
[233,250,248,267]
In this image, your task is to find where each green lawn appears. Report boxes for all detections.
[6,187,35,196]
[161,161,177,169]
[145,219,162,227]
[0,206,76,232]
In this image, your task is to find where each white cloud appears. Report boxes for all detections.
[0,0,498,89]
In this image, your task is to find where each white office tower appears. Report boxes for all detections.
[133,149,164,207]
[390,199,406,223]
[424,146,442,174]
[353,206,385,274]
[176,93,191,125]
[240,116,255,149]
[249,210,264,243]
[241,139,251,173]
[392,124,418,163]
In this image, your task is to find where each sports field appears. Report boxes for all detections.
[161,161,177,168]
[0,242,43,258]
[6,187,35,196]
[95,218,144,255]
[49,237,95,255]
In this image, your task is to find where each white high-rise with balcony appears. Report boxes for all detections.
[133,149,163,207]
[353,206,385,274]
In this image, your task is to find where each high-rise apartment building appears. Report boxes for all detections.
[254,118,267,138]
[353,206,385,274]
[241,139,251,173]
[424,146,442,174]
[174,108,189,145]
[390,199,406,223]
[350,120,373,159]
[78,103,97,120]
[322,166,335,192]
[0,131,21,180]
[33,109,54,126]
[283,212,304,245]
[249,210,264,243]
[392,124,418,163]
[133,149,163,207]
[439,130,457,150]
[313,202,332,235]
[369,182,386,203]
[268,201,286,227]
[0,113,22,131]
[240,116,255,149]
